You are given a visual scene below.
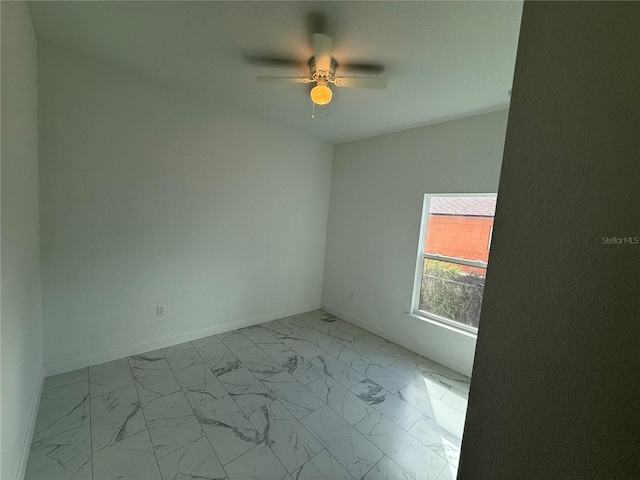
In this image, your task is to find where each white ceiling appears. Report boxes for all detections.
[28,1,523,144]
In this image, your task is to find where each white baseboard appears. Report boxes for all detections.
[44,304,319,377]
[321,304,472,377]
[16,365,45,480]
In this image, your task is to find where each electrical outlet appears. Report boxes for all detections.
[349,291,356,300]
[157,305,166,316]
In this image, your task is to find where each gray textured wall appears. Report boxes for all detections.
[1,3,43,478]
[459,2,639,479]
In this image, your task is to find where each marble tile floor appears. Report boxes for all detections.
[25,310,469,480]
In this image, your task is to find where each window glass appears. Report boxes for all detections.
[414,195,496,331]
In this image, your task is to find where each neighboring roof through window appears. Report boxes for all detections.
[429,196,496,217]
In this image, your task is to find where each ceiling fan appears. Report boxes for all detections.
[251,32,388,107]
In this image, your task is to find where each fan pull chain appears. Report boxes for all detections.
[311,102,315,119]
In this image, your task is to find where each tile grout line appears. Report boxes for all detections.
[209,344,321,478]
[263,319,402,479]
[63,311,467,479]
[164,338,233,479]
[198,314,459,476]
[87,367,94,480]
[128,358,164,478]
[288,376,381,480]
[297,317,456,477]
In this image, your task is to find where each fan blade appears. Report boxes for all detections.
[257,76,313,84]
[312,33,334,72]
[339,62,385,74]
[245,55,305,69]
[332,77,388,89]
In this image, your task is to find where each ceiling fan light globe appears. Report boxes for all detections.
[310,84,332,105]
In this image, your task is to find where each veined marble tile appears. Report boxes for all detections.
[33,381,89,442]
[441,389,468,413]
[262,321,306,340]
[348,340,396,367]
[330,321,369,338]
[260,319,282,331]
[132,359,181,404]
[298,315,332,329]
[294,324,327,342]
[248,401,322,473]
[25,424,91,480]
[396,384,466,438]
[381,343,434,368]
[157,436,226,480]
[292,449,354,480]
[90,384,145,451]
[310,323,357,342]
[242,327,280,345]
[238,324,265,333]
[222,332,257,353]
[173,362,227,409]
[196,343,243,376]
[281,338,324,360]
[422,363,471,396]
[28,311,469,480]
[307,375,373,426]
[128,349,165,367]
[385,359,449,398]
[408,415,462,467]
[359,364,408,394]
[310,353,365,389]
[355,411,446,480]
[162,342,204,372]
[276,315,300,326]
[299,310,336,323]
[273,351,324,385]
[364,456,413,480]
[351,380,422,431]
[89,358,134,398]
[92,429,161,479]
[234,346,284,379]
[142,390,204,459]
[278,317,319,340]
[289,312,314,322]
[377,341,416,357]
[341,353,378,376]
[193,394,263,465]
[191,334,222,350]
[436,463,458,480]
[261,371,323,419]
[307,309,336,320]
[315,335,350,357]
[215,330,236,340]
[320,316,358,331]
[322,326,357,343]
[218,367,275,414]
[255,341,293,358]
[224,443,289,480]
[300,405,383,479]
[43,368,88,392]
[358,331,390,349]
[335,348,380,376]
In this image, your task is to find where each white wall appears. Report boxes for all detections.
[38,42,333,372]
[322,110,508,375]
[459,2,639,478]
[1,3,44,478]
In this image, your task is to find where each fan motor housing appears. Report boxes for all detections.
[309,57,337,79]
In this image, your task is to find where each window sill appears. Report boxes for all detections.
[406,312,478,339]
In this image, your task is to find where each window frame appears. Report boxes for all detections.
[410,193,497,335]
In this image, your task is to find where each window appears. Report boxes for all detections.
[411,194,497,333]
